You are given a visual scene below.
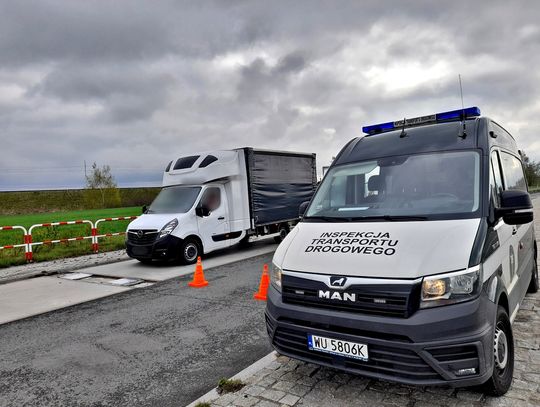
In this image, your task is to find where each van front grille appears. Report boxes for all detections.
[127,230,158,245]
[281,274,420,318]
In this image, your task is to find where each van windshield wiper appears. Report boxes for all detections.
[303,215,343,222]
[349,215,428,222]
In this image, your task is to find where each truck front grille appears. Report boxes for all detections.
[281,274,420,318]
[127,230,158,245]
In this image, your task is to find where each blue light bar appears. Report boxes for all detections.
[362,106,481,135]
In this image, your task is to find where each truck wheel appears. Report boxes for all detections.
[527,247,538,293]
[274,225,290,244]
[238,234,251,248]
[180,239,200,265]
[483,306,514,396]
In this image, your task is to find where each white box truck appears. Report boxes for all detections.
[126,148,317,264]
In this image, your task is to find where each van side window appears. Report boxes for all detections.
[490,151,503,207]
[200,187,221,211]
[500,152,527,191]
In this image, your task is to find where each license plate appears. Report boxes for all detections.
[307,334,368,361]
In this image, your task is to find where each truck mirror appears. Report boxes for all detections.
[299,201,310,217]
[496,190,533,225]
[196,206,210,217]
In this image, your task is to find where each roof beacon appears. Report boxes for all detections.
[362,106,481,135]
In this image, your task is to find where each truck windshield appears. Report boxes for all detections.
[146,186,201,214]
[306,150,480,221]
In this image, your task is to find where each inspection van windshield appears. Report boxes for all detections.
[305,150,480,221]
[146,186,201,214]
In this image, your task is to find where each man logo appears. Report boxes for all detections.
[330,276,347,287]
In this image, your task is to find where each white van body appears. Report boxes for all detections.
[265,107,538,396]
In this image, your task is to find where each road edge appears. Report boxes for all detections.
[185,351,278,407]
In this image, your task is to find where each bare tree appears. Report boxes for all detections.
[85,163,120,208]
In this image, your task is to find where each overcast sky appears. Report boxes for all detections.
[1,0,539,191]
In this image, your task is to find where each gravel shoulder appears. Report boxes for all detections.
[0,249,129,284]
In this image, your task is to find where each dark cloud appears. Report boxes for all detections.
[1,0,540,190]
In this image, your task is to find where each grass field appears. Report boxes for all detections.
[0,188,159,215]
[0,207,142,268]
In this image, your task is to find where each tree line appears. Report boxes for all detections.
[522,151,540,189]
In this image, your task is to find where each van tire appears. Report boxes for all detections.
[180,239,200,265]
[527,247,538,293]
[483,306,514,396]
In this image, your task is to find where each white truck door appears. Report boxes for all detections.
[197,186,230,253]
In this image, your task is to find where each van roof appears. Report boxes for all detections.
[335,118,481,165]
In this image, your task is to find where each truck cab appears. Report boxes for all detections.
[126,151,251,264]
[265,107,537,396]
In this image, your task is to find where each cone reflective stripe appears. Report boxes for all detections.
[254,264,270,301]
[188,256,209,288]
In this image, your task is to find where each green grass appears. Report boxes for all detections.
[0,207,143,268]
[0,188,159,215]
[217,378,246,394]
[0,207,141,229]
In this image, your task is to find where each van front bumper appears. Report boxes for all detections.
[126,234,183,261]
[265,285,496,387]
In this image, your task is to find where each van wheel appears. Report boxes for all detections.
[527,247,538,293]
[483,306,514,396]
[180,239,200,265]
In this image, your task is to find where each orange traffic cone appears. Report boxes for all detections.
[254,264,270,301]
[188,257,209,288]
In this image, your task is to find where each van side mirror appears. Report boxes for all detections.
[142,205,148,214]
[496,190,533,225]
[196,206,210,217]
[299,201,310,217]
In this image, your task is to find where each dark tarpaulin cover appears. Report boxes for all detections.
[246,149,316,226]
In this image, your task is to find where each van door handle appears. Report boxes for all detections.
[218,216,225,220]
[512,227,517,235]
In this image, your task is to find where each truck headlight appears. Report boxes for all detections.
[271,262,282,291]
[158,219,178,239]
[420,266,482,308]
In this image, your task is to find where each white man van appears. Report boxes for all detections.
[265,107,538,396]
[126,148,316,264]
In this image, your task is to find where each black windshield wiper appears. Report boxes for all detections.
[349,215,428,222]
[303,215,344,222]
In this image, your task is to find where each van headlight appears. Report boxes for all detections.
[158,219,178,239]
[271,262,282,291]
[420,266,482,308]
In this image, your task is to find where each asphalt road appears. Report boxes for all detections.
[0,253,274,407]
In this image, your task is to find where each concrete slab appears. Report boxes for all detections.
[0,276,131,325]
[86,240,278,282]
